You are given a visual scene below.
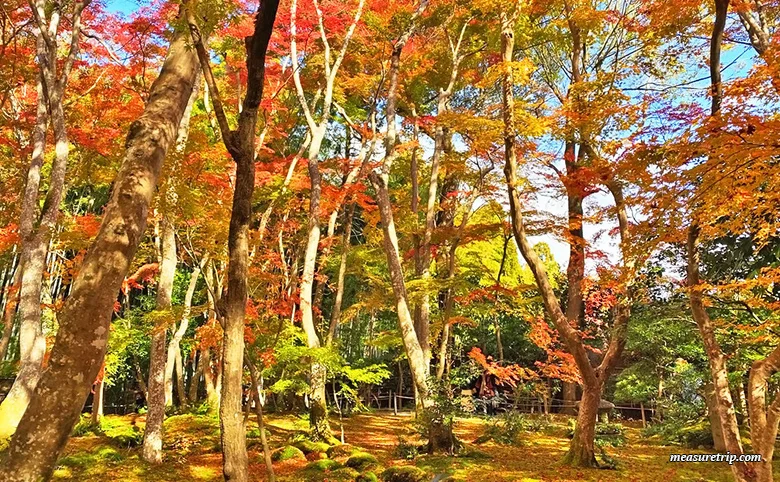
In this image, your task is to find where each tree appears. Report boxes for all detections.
[0,0,92,438]
[185,0,280,479]
[0,15,201,480]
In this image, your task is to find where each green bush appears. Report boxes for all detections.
[100,418,143,448]
[346,452,379,469]
[381,466,429,482]
[595,422,627,447]
[329,467,361,480]
[643,419,714,448]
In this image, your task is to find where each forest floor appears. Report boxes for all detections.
[48,410,774,481]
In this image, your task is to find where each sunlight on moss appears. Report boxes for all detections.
[189,465,219,480]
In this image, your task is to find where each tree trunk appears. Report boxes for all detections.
[143,218,177,464]
[326,203,355,346]
[187,2,280,479]
[689,227,755,481]
[188,350,201,404]
[562,382,577,415]
[0,27,200,481]
[203,347,220,409]
[0,63,51,441]
[165,259,203,406]
[747,345,780,482]
[563,387,599,467]
[0,265,19,362]
[298,130,332,440]
[91,377,104,426]
[704,382,727,451]
[248,360,275,482]
[371,175,434,421]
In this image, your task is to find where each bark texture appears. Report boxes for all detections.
[143,219,177,464]
[0,27,200,481]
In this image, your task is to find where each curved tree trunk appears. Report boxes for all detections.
[143,219,177,464]
[0,26,200,481]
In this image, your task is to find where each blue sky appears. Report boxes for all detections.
[106,0,144,16]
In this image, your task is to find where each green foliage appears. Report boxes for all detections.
[614,367,656,404]
[594,422,627,448]
[58,446,124,468]
[565,420,626,448]
[643,419,714,448]
[100,417,144,448]
[72,414,101,437]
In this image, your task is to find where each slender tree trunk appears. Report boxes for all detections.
[0,27,200,481]
[562,382,577,415]
[689,227,754,481]
[0,265,19,362]
[203,347,220,409]
[165,258,203,406]
[248,360,275,482]
[747,346,780,482]
[188,350,201,404]
[91,377,104,426]
[298,130,332,441]
[370,175,430,406]
[143,218,177,464]
[685,2,755,479]
[326,203,355,346]
[0,61,51,441]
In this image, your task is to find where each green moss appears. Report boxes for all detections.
[271,445,305,462]
[294,439,331,455]
[381,466,429,482]
[100,416,143,448]
[96,447,123,463]
[327,443,357,458]
[306,458,343,471]
[356,471,380,482]
[346,452,379,469]
[330,467,361,480]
